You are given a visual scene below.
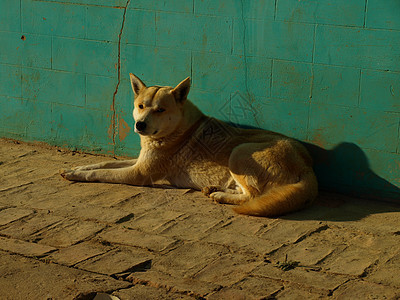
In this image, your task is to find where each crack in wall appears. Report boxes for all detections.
[111,0,131,155]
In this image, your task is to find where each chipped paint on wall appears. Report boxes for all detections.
[118,118,131,142]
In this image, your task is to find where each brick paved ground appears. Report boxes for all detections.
[0,138,399,299]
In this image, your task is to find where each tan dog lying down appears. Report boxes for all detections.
[61,74,318,217]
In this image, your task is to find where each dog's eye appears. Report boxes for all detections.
[155,108,165,113]
[138,104,144,109]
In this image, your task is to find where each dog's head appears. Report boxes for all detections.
[129,74,190,138]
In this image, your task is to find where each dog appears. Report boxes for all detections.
[61,74,318,217]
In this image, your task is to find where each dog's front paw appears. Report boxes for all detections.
[202,186,220,197]
[59,169,76,181]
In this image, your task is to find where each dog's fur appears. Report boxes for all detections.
[61,74,318,217]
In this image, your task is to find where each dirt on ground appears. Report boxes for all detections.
[0,137,399,300]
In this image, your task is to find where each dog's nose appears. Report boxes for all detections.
[136,121,146,132]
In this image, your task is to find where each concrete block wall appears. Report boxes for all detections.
[1,0,399,202]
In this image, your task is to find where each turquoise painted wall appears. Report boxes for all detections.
[1,0,399,202]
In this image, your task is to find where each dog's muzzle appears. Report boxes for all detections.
[136,121,147,132]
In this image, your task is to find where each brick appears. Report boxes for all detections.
[204,220,281,255]
[233,20,314,62]
[128,270,221,297]
[0,207,34,226]
[121,44,191,86]
[0,236,56,257]
[99,227,177,252]
[129,0,193,13]
[60,205,135,224]
[335,201,400,234]
[76,248,153,275]
[321,246,380,276]
[87,6,156,45]
[0,96,26,135]
[114,78,133,112]
[307,143,385,195]
[272,60,312,102]
[52,37,118,77]
[86,75,117,111]
[0,212,63,239]
[368,251,400,287]
[0,157,61,190]
[22,68,85,106]
[313,64,360,107]
[208,277,283,300]
[193,254,262,286]
[123,10,156,45]
[160,213,224,241]
[277,239,334,266]
[12,180,104,211]
[245,56,273,97]
[257,98,309,140]
[275,285,327,299]
[276,0,365,27]
[0,32,23,65]
[360,69,400,112]
[33,218,105,248]
[333,280,400,299]
[192,52,243,92]
[190,88,227,117]
[0,32,52,68]
[19,100,54,140]
[45,0,126,6]
[23,34,53,68]
[154,241,229,277]
[22,0,86,38]
[309,104,399,152]
[253,263,348,292]
[124,209,184,233]
[366,0,400,30]
[71,184,141,208]
[86,6,124,42]
[0,64,21,98]
[0,252,130,299]
[51,104,111,150]
[315,25,400,72]
[195,0,275,19]
[156,12,232,54]
[259,220,325,245]
[363,150,400,195]
[148,189,234,218]
[0,0,20,32]
[192,52,272,98]
[104,186,171,215]
[113,285,193,300]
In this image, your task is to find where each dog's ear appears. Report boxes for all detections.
[171,77,191,103]
[129,73,146,97]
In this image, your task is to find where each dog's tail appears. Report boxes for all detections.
[233,171,318,217]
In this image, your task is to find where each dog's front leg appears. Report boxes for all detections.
[73,159,137,171]
[60,165,151,185]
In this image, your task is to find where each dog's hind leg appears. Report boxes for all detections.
[208,172,253,205]
[202,185,242,197]
[209,191,250,205]
[209,143,269,206]
[73,159,137,171]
